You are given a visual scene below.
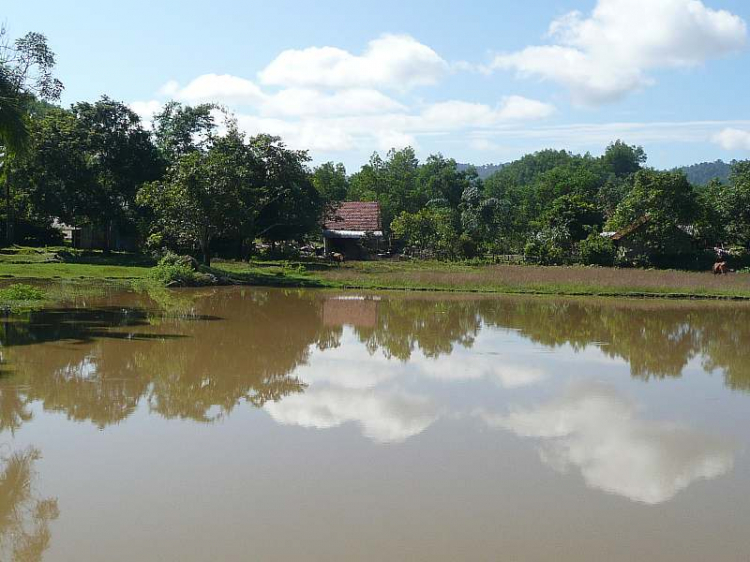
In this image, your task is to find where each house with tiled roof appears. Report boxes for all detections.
[323,202,384,260]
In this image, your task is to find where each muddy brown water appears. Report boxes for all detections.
[1,286,749,561]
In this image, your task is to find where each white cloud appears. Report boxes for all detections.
[165,73,268,105]
[490,0,747,105]
[158,80,180,97]
[421,96,555,129]
[261,88,406,118]
[375,130,417,152]
[235,114,356,152]
[265,388,439,444]
[496,95,557,120]
[479,381,735,504]
[259,34,449,91]
[712,128,750,151]
[129,100,163,128]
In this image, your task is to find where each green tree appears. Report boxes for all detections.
[252,135,322,247]
[391,207,457,259]
[601,140,646,178]
[539,194,603,242]
[714,161,750,247]
[13,98,160,249]
[460,185,514,255]
[348,148,420,234]
[137,127,258,265]
[609,169,698,256]
[0,27,63,244]
[152,101,217,162]
[72,97,161,246]
[312,161,348,205]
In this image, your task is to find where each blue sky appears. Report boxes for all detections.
[4,0,750,170]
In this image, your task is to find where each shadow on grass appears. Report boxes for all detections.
[214,266,332,288]
[62,251,156,267]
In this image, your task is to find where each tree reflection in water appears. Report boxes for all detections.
[0,289,748,435]
[0,447,59,562]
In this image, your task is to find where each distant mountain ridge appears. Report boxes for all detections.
[676,160,732,185]
[455,163,506,180]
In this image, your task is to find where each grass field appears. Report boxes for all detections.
[215,259,750,300]
[0,246,152,279]
[2,246,750,301]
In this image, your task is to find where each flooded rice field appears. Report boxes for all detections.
[1,287,749,561]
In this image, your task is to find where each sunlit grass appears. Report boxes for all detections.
[3,252,750,301]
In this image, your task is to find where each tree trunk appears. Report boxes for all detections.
[235,237,244,261]
[102,221,112,254]
[201,233,211,267]
[5,171,13,247]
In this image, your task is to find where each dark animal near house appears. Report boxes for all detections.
[713,261,729,275]
[331,252,345,263]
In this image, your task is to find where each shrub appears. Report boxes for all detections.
[577,234,616,266]
[458,234,479,259]
[524,240,565,265]
[148,252,218,286]
[0,284,46,302]
[157,251,200,271]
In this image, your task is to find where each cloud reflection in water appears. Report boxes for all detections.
[479,381,735,504]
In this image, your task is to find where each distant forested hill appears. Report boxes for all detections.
[458,159,734,185]
[677,160,732,185]
[456,163,505,180]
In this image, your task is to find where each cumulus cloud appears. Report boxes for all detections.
[165,73,267,105]
[479,381,735,504]
[128,100,163,128]
[489,0,747,105]
[259,34,449,91]
[420,96,555,129]
[265,388,439,444]
[713,128,750,151]
[261,88,406,118]
[235,114,356,152]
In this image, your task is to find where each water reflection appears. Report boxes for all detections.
[0,290,748,436]
[266,388,440,444]
[479,381,736,504]
[0,447,59,562]
[0,288,749,559]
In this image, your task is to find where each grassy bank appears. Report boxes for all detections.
[3,246,750,301]
[215,259,750,300]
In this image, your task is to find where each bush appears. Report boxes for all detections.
[458,234,479,259]
[577,234,616,266]
[0,284,46,302]
[147,252,218,286]
[157,251,200,271]
[524,238,565,265]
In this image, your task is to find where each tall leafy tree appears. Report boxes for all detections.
[711,160,750,247]
[601,140,647,178]
[152,101,217,162]
[252,135,322,246]
[609,169,698,256]
[13,98,160,248]
[312,161,348,205]
[0,27,63,244]
[137,127,258,265]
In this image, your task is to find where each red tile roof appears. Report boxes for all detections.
[324,202,382,232]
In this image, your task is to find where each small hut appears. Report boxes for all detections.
[601,215,696,263]
[323,202,384,260]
